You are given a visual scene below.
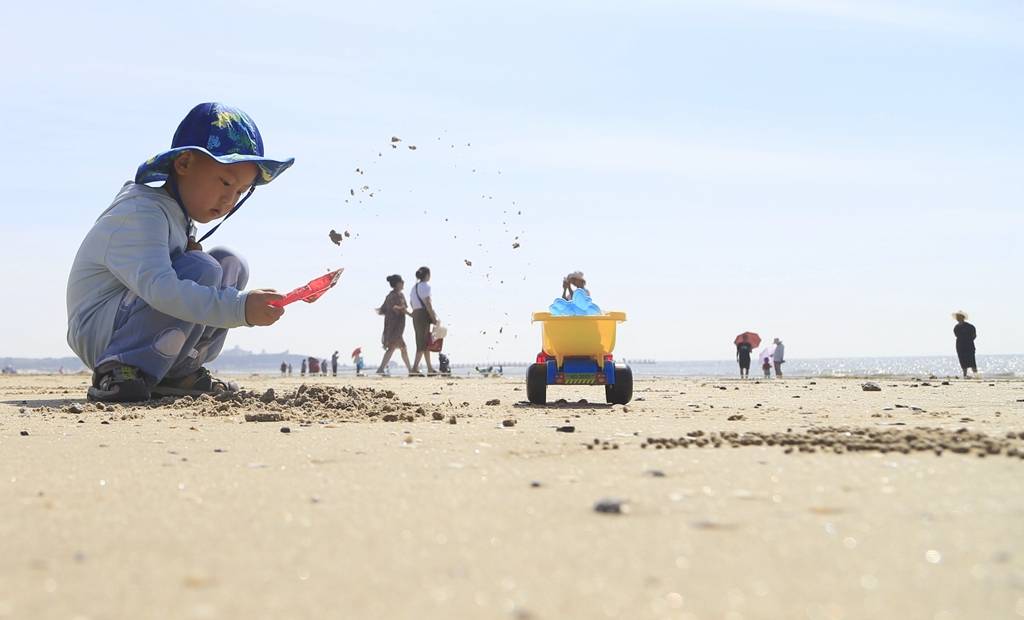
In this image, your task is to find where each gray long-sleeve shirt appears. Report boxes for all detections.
[66,182,249,369]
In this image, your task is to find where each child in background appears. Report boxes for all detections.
[762,356,772,379]
[561,271,589,300]
[66,103,294,402]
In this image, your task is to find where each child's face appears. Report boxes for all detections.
[172,151,259,224]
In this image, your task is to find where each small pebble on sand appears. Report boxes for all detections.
[593,498,628,514]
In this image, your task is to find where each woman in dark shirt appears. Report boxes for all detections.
[375,275,413,376]
[953,311,977,378]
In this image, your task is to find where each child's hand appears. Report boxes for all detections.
[245,289,286,326]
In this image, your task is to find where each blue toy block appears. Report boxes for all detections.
[563,358,599,374]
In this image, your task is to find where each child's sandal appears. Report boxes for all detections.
[151,368,235,397]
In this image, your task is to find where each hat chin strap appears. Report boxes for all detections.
[165,176,256,244]
[198,186,255,243]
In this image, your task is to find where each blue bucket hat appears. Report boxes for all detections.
[136,102,295,242]
[136,102,294,185]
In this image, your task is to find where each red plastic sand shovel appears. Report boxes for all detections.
[270,268,344,308]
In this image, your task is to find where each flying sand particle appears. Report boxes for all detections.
[329,230,343,245]
[464,259,473,267]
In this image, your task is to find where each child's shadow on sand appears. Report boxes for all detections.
[2,397,87,409]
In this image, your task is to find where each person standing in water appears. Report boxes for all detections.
[736,340,753,379]
[376,274,413,376]
[410,266,439,376]
[953,311,977,378]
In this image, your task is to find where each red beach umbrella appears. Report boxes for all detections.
[351,347,362,359]
[734,332,761,348]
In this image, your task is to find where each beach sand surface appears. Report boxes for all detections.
[1,374,1022,620]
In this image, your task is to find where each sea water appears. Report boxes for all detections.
[465,354,1024,379]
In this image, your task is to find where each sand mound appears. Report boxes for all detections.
[44,384,444,424]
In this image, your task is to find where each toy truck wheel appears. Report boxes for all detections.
[527,363,548,405]
[605,365,633,405]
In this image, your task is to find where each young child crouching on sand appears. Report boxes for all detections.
[66,103,294,402]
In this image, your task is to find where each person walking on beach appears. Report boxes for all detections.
[287,363,292,376]
[736,341,753,379]
[331,351,339,377]
[772,338,785,378]
[376,275,413,376]
[410,266,439,376]
[953,311,977,378]
[300,359,307,376]
[280,361,287,376]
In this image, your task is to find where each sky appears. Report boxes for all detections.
[0,0,1021,364]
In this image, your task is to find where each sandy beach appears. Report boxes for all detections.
[1,373,1022,620]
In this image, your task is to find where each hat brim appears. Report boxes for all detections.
[135,146,294,186]
[952,311,968,320]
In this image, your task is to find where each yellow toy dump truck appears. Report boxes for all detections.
[527,311,632,405]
